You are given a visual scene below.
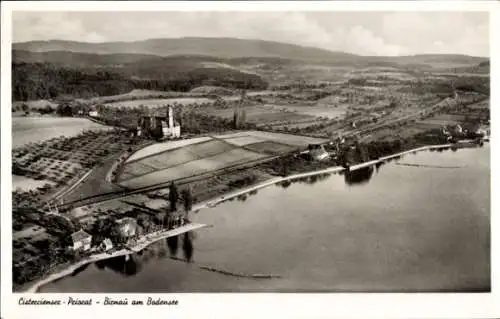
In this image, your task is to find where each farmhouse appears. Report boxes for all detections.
[70,229,92,251]
[138,105,181,138]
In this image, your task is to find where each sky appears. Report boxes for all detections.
[12,11,489,57]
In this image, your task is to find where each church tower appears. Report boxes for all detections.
[168,105,174,128]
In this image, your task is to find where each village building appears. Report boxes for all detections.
[70,229,92,251]
[88,110,99,118]
[113,217,138,243]
[166,210,187,230]
[138,105,181,138]
[99,238,114,252]
[308,144,330,161]
[475,125,490,137]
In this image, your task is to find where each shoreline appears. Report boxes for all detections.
[21,223,209,293]
[193,143,454,211]
[16,142,456,293]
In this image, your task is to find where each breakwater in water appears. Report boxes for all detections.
[168,256,281,279]
[395,163,463,169]
[37,143,490,293]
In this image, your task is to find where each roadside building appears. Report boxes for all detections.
[89,110,99,118]
[70,229,92,251]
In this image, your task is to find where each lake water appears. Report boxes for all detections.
[12,116,110,148]
[40,145,490,292]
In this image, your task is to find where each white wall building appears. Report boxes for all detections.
[70,229,92,251]
[89,111,99,118]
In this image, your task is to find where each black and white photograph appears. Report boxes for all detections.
[1,1,498,318]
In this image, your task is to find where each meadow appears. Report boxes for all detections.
[104,97,213,108]
[12,116,112,148]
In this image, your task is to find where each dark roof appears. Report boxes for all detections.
[71,229,91,242]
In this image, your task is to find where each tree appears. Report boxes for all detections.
[167,235,179,256]
[21,103,29,115]
[239,109,247,128]
[182,232,194,263]
[233,108,240,129]
[181,187,193,213]
[169,182,179,212]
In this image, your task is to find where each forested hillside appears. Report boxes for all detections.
[12,60,268,101]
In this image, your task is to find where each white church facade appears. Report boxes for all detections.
[138,105,181,139]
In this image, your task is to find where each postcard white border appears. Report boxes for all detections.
[1,1,499,319]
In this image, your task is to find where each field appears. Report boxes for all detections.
[275,105,346,119]
[198,105,323,126]
[12,175,56,192]
[12,117,113,148]
[217,131,328,146]
[12,130,132,208]
[127,136,212,162]
[118,131,326,189]
[104,97,213,108]
[119,149,267,188]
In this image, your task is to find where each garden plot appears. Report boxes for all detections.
[121,161,157,178]
[222,135,266,146]
[137,148,198,170]
[244,141,298,155]
[241,130,328,146]
[185,139,236,157]
[127,136,212,162]
[217,131,327,146]
[119,148,267,189]
[126,139,236,171]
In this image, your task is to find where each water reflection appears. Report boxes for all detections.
[183,232,194,262]
[167,235,179,256]
[71,263,90,276]
[94,232,196,276]
[344,166,374,186]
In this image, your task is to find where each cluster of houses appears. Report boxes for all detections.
[69,214,187,254]
[441,123,490,140]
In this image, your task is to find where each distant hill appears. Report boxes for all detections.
[11,38,489,102]
[13,37,487,68]
[13,37,357,63]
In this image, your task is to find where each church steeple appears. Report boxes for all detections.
[168,105,174,128]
